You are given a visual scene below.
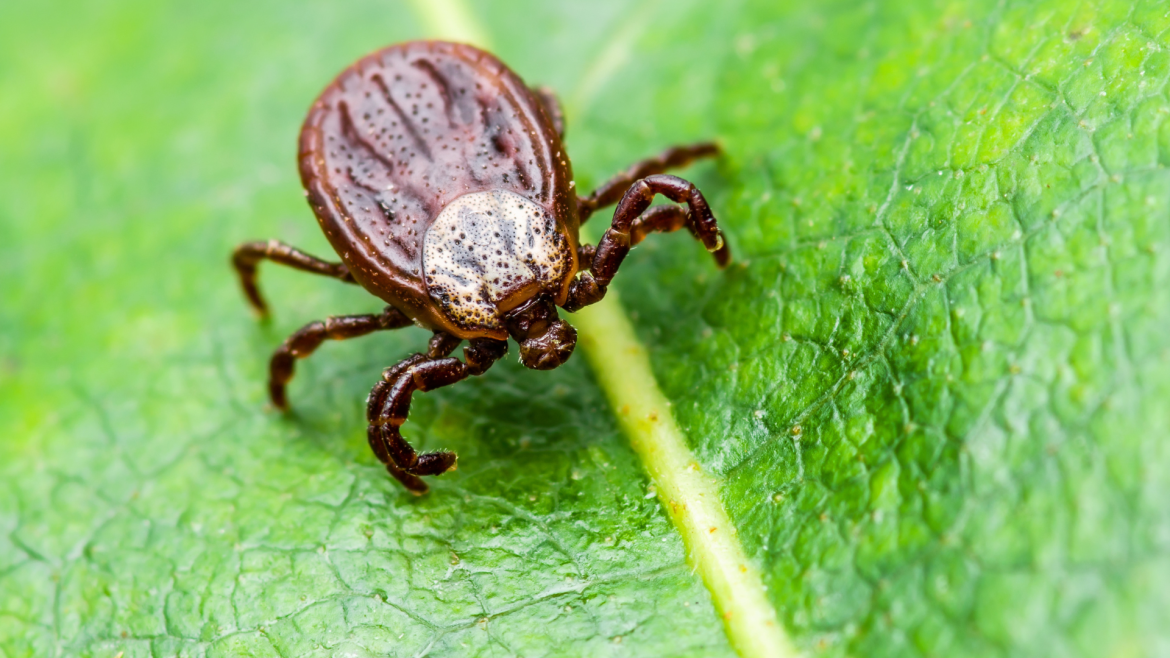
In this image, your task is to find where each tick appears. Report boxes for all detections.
[232,41,730,494]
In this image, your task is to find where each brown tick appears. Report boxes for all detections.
[232,41,730,494]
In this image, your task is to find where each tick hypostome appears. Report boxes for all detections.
[232,40,731,494]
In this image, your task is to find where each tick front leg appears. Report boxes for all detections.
[630,204,731,266]
[578,143,720,223]
[565,175,730,312]
[232,240,357,316]
[269,306,412,409]
[575,205,731,272]
[366,338,508,494]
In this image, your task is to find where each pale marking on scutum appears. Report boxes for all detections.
[423,189,570,331]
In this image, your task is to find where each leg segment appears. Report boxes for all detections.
[268,306,413,409]
[628,204,692,247]
[578,143,720,223]
[576,205,729,273]
[565,175,729,312]
[232,239,357,315]
[366,338,508,494]
[631,204,731,265]
[532,86,565,139]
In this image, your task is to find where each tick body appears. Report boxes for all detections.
[233,41,730,494]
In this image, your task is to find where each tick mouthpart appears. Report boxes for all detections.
[504,295,577,370]
[519,319,577,370]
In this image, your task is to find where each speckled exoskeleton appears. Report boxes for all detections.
[232,41,730,494]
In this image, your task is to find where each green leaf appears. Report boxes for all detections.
[3,2,1169,658]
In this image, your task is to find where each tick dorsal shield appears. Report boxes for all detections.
[422,189,573,333]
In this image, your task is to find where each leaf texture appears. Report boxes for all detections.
[2,0,1169,657]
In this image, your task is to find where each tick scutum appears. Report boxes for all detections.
[423,189,574,333]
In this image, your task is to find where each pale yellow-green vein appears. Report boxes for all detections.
[571,295,795,658]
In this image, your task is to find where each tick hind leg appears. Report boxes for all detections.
[268,306,413,409]
[565,175,730,312]
[232,240,357,316]
[577,143,720,223]
[367,337,508,494]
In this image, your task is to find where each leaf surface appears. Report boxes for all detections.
[2,1,1169,657]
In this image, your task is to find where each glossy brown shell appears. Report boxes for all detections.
[298,41,579,340]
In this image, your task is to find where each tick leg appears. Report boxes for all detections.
[577,243,596,269]
[232,239,357,316]
[532,86,565,139]
[366,338,508,495]
[576,204,730,274]
[564,175,730,312]
[269,306,413,410]
[578,143,720,223]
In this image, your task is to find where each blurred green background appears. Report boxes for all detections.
[3,1,1170,657]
